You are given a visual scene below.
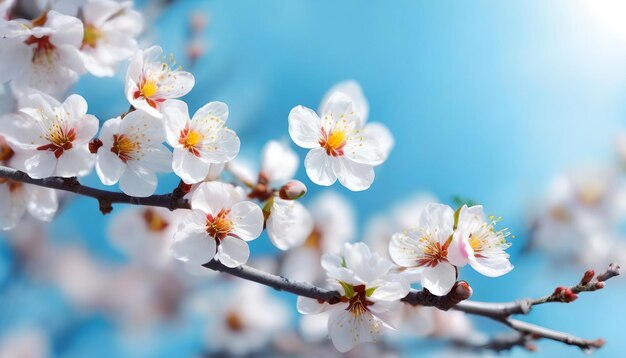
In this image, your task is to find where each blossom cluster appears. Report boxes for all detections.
[0,1,516,354]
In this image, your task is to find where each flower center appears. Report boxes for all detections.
[304,227,323,250]
[178,128,204,157]
[206,209,233,241]
[417,238,450,267]
[345,284,374,316]
[36,125,76,158]
[0,140,14,163]
[143,209,169,232]
[140,80,158,98]
[82,24,103,48]
[225,311,245,332]
[319,129,346,156]
[112,134,139,163]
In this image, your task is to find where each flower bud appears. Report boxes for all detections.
[279,180,307,200]
[581,269,595,285]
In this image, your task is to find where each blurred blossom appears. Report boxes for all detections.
[189,281,291,356]
[281,190,355,283]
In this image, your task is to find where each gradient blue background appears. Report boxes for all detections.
[3,1,626,356]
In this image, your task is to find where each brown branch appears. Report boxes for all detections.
[0,165,189,213]
[0,164,619,353]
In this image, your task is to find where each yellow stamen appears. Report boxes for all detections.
[326,130,346,150]
[141,81,158,98]
[82,25,102,48]
[184,130,203,148]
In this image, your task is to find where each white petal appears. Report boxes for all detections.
[191,181,236,214]
[162,99,190,146]
[0,184,26,231]
[389,233,419,267]
[288,105,322,149]
[55,147,94,177]
[370,279,410,302]
[328,309,382,353]
[173,148,210,184]
[266,199,313,250]
[171,226,216,265]
[95,155,125,185]
[421,264,456,296]
[363,122,393,160]
[470,254,513,277]
[24,151,57,179]
[119,166,157,197]
[25,185,58,222]
[216,236,250,268]
[304,148,337,186]
[192,101,229,123]
[229,201,263,241]
[139,145,172,174]
[297,296,330,314]
[334,157,374,191]
[198,128,240,164]
[47,11,83,48]
[319,80,369,122]
[261,140,299,183]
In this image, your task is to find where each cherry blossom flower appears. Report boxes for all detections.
[0,137,58,230]
[191,282,291,356]
[108,206,183,267]
[288,92,391,191]
[1,92,98,178]
[319,80,393,160]
[297,242,409,353]
[162,100,239,184]
[171,182,263,268]
[125,46,195,118]
[259,140,313,250]
[448,205,513,277]
[389,203,459,296]
[79,0,143,77]
[95,110,172,197]
[0,10,85,97]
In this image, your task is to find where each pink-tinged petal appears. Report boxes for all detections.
[171,227,216,265]
[96,149,126,185]
[56,147,94,178]
[162,99,191,146]
[216,236,249,268]
[319,80,369,123]
[173,148,210,184]
[447,235,470,267]
[25,185,57,222]
[266,198,313,250]
[304,148,337,186]
[24,151,57,179]
[421,263,456,296]
[297,296,331,315]
[334,157,374,192]
[288,105,322,149]
[229,201,263,242]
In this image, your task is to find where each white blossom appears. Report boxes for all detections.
[297,242,409,353]
[389,203,459,296]
[289,93,390,191]
[171,182,263,268]
[448,205,513,277]
[79,0,142,77]
[162,99,239,184]
[125,46,195,118]
[0,10,85,97]
[1,92,97,178]
[95,110,172,197]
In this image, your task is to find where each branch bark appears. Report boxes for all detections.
[0,165,619,353]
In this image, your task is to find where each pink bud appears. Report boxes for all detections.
[595,281,605,290]
[581,269,595,285]
[279,180,307,200]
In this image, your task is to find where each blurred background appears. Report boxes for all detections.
[2,0,626,356]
